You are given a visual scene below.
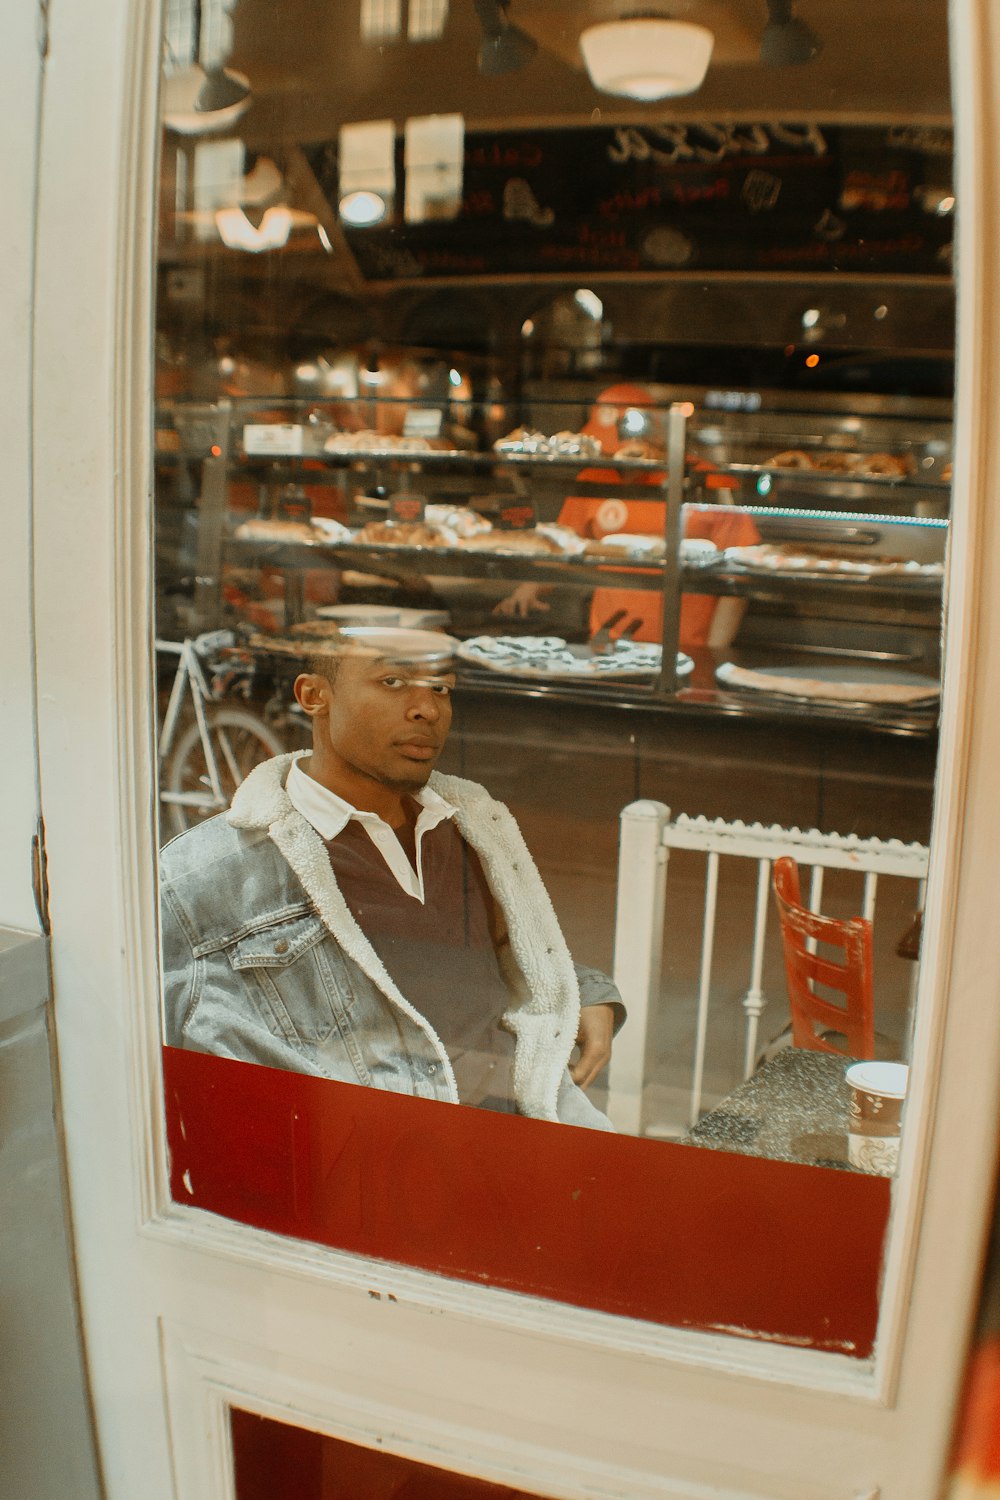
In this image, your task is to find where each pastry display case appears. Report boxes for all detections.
[154,387,950,737]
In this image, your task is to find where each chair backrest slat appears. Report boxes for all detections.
[772,856,875,1059]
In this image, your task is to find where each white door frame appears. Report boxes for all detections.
[1,0,44,933]
[24,1,1000,1495]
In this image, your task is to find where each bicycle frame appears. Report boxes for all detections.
[156,637,227,811]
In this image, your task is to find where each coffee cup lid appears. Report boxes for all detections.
[845,1061,909,1098]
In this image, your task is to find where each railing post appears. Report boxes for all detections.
[741,857,773,1079]
[607,800,670,1135]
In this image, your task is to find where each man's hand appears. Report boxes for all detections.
[493,582,550,618]
[570,1003,616,1088]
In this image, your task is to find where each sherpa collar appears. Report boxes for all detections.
[227,753,580,1121]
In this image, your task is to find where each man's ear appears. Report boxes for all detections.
[293,673,330,717]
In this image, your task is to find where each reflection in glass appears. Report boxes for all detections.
[153,0,952,1341]
[160,628,621,1127]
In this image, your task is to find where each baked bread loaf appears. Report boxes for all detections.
[583,533,666,559]
[324,430,433,454]
[861,452,913,478]
[355,520,457,548]
[766,448,913,478]
[768,450,814,469]
[614,439,665,462]
[234,518,320,544]
[458,529,566,555]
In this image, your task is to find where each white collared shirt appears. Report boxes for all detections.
[286,757,456,903]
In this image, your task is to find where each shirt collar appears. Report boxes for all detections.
[286,755,455,842]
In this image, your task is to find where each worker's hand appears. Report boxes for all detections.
[493,582,550,618]
[571,1003,616,1088]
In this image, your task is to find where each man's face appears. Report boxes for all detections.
[308,649,455,792]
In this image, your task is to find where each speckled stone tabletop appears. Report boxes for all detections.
[682,1048,861,1171]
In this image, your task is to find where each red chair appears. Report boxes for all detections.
[772,856,876,1060]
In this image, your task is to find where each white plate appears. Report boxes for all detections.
[316,604,450,630]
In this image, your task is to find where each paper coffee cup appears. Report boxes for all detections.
[845,1061,909,1176]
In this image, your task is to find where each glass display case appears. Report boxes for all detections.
[155,388,949,738]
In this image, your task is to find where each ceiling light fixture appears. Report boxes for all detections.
[475,0,538,75]
[759,0,821,66]
[579,17,714,100]
[215,206,293,252]
[339,189,389,227]
[195,65,250,112]
[163,63,252,134]
[162,0,251,134]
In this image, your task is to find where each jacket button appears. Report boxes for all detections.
[274,939,289,954]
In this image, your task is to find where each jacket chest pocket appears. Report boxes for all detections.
[226,914,356,1045]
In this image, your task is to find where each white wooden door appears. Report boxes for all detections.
[20,2,1000,1496]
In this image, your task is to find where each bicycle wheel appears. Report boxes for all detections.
[162,706,286,838]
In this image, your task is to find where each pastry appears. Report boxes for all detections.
[287,620,347,638]
[354,520,457,548]
[594,532,666,557]
[861,452,913,478]
[234,518,321,544]
[492,428,601,458]
[768,450,814,469]
[549,431,603,458]
[680,537,719,563]
[535,523,587,555]
[323,430,435,455]
[457,529,566,555]
[310,517,355,542]
[493,427,550,455]
[614,439,665,462]
[424,504,492,538]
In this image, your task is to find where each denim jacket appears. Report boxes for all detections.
[160,754,620,1130]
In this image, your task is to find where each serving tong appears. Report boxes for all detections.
[590,611,644,654]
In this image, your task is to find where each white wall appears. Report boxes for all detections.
[0,0,43,932]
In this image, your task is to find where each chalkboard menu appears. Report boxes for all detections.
[305,122,953,281]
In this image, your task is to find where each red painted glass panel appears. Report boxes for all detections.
[165,1046,889,1355]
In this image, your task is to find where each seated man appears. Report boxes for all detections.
[160,628,621,1130]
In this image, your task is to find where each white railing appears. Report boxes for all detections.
[606,801,929,1136]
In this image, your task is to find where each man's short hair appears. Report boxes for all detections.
[304,648,342,682]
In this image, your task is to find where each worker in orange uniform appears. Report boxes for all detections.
[497,384,759,651]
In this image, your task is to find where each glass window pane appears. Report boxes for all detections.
[153,0,952,1351]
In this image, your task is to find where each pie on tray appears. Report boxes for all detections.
[458,634,693,681]
[724,542,943,577]
[716,660,939,705]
